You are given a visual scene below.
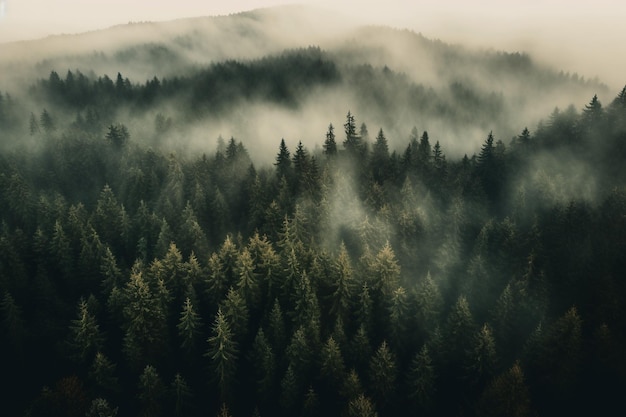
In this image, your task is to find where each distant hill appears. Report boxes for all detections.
[0,5,611,159]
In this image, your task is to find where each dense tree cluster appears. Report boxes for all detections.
[1,59,626,417]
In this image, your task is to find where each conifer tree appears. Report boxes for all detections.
[320,336,346,389]
[68,298,104,363]
[122,270,168,369]
[275,139,292,179]
[369,341,397,408]
[408,345,436,410]
[138,365,165,417]
[370,242,401,298]
[86,398,118,417]
[343,111,362,156]
[280,364,299,413]
[388,286,409,351]
[1,292,27,354]
[268,299,287,353]
[251,327,275,399]
[39,109,55,133]
[177,297,202,355]
[347,394,378,417]
[205,308,239,401]
[350,323,372,372]
[477,362,532,417]
[466,324,498,389]
[206,252,227,305]
[88,352,119,394]
[220,287,249,343]
[415,272,443,333]
[236,248,260,307]
[170,373,193,417]
[371,128,390,183]
[330,242,355,323]
[323,123,337,157]
[29,112,40,135]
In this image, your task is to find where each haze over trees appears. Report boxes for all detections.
[1,6,625,417]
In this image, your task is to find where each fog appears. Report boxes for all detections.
[0,1,623,165]
[1,1,624,91]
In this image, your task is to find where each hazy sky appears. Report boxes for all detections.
[0,1,624,90]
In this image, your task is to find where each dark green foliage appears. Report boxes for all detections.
[138,365,165,417]
[323,123,337,157]
[205,308,238,401]
[67,298,105,363]
[177,297,202,355]
[2,73,626,417]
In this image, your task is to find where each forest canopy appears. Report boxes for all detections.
[0,11,625,417]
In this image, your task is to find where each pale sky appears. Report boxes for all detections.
[0,1,624,90]
[0,1,622,42]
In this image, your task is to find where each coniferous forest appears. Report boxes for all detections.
[1,8,626,417]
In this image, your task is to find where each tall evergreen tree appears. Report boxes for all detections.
[205,308,239,402]
[138,365,165,417]
[275,139,292,180]
[369,340,397,409]
[177,297,202,355]
[67,298,104,363]
[323,123,337,157]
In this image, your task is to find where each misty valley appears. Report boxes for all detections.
[1,6,625,417]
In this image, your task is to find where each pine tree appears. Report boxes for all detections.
[220,287,249,343]
[324,123,337,157]
[99,246,122,297]
[347,394,378,417]
[86,398,118,417]
[205,308,239,401]
[286,326,313,380]
[250,327,275,399]
[105,124,130,149]
[444,295,476,369]
[40,109,55,133]
[170,373,193,417]
[407,345,436,410]
[291,271,320,330]
[388,286,409,351]
[1,292,27,354]
[350,323,372,372]
[178,202,208,257]
[67,298,104,363]
[177,297,202,355]
[29,112,40,135]
[138,365,165,417]
[355,283,373,333]
[466,324,498,389]
[369,341,397,408]
[88,352,119,394]
[371,128,390,183]
[330,243,355,323]
[268,299,287,353]
[275,139,292,179]
[370,242,401,298]
[477,362,532,417]
[343,111,362,156]
[206,252,227,305]
[122,270,168,369]
[320,336,346,388]
[418,131,432,169]
[302,386,320,417]
[236,248,260,307]
[280,364,299,413]
[415,272,443,333]
[432,140,448,185]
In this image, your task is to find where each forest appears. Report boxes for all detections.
[1,12,626,417]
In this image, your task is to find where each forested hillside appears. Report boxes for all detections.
[1,8,626,417]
